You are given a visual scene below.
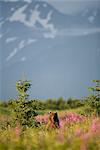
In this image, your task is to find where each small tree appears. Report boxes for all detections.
[88,80,100,97]
[88,80,100,115]
[16,80,31,100]
[14,79,37,128]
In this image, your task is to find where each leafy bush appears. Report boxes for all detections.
[67,98,84,109]
[85,95,100,116]
[13,99,38,127]
[9,79,39,128]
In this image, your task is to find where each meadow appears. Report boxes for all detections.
[0,79,100,150]
[0,105,100,150]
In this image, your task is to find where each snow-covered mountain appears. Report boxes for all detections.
[0,0,100,100]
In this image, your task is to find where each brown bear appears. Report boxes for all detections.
[46,112,60,129]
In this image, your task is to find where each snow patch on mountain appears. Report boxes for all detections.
[43,3,47,7]
[24,0,32,3]
[20,56,26,62]
[11,7,15,11]
[5,38,37,62]
[6,48,18,61]
[44,32,56,39]
[88,16,95,23]
[88,10,97,23]
[0,34,3,39]
[18,40,25,49]
[9,5,28,24]
[6,37,17,43]
[9,4,57,38]
[27,38,37,45]
[18,39,37,49]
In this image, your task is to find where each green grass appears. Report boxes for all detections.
[0,108,100,150]
[0,107,11,115]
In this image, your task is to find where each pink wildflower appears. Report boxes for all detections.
[15,123,21,138]
[59,120,66,128]
[75,128,82,136]
[91,118,100,132]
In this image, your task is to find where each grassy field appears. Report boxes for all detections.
[0,107,100,150]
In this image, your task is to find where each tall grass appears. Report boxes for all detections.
[0,111,100,150]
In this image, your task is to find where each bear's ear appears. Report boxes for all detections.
[54,112,57,116]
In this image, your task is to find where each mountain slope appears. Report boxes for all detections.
[0,0,100,100]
